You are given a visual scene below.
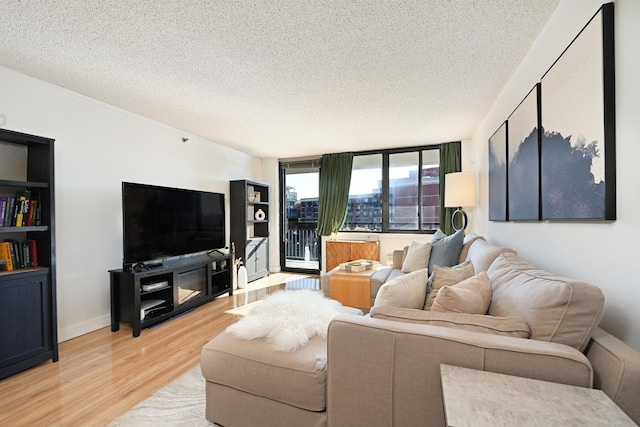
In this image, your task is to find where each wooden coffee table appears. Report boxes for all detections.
[329,268,377,309]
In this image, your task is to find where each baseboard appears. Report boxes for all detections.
[58,314,111,342]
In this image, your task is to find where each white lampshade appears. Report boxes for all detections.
[444,172,476,208]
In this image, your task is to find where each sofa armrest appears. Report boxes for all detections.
[327,314,592,427]
[585,327,640,425]
[392,248,406,269]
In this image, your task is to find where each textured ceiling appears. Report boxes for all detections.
[0,1,559,159]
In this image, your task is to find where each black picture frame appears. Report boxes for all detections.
[507,84,541,221]
[488,121,508,221]
[540,3,615,220]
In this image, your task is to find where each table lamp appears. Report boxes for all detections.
[444,172,476,231]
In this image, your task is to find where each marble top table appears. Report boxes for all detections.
[440,364,636,426]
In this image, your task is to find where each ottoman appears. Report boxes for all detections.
[201,306,362,427]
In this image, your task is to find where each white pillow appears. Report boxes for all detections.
[401,241,432,273]
[374,269,429,309]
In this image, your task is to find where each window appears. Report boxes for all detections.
[340,146,440,233]
[342,154,382,231]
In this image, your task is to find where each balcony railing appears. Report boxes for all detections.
[285,225,319,261]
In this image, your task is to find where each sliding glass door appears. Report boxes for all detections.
[280,160,320,273]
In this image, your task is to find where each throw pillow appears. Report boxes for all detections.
[374,268,429,309]
[369,306,531,338]
[431,272,491,314]
[401,241,432,273]
[428,229,465,272]
[424,261,474,310]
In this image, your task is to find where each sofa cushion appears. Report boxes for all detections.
[401,241,432,273]
[466,237,516,274]
[374,268,429,309]
[369,266,394,300]
[369,306,531,338]
[424,261,474,310]
[431,272,491,314]
[428,229,465,272]
[487,252,605,352]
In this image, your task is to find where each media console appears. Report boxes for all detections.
[109,253,232,337]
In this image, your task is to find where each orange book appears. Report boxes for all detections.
[0,241,14,271]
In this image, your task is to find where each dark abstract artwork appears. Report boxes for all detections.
[540,3,615,220]
[508,85,540,221]
[488,121,507,221]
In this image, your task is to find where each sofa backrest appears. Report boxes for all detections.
[487,252,605,352]
[464,237,516,274]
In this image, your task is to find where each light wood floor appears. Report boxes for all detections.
[0,273,318,427]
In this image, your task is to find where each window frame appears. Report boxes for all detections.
[343,145,440,234]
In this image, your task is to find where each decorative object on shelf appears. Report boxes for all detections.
[254,209,265,221]
[247,191,261,202]
[444,172,476,231]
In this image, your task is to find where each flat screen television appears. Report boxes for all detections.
[122,182,225,268]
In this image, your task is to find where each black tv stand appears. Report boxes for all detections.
[208,248,227,256]
[132,260,164,272]
[110,253,232,337]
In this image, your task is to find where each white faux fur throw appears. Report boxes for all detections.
[225,290,343,352]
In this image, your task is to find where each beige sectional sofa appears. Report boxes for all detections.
[202,235,640,426]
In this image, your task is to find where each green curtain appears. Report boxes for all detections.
[439,141,462,235]
[317,152,354,236]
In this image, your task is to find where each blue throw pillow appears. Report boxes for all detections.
[428,229,465,272]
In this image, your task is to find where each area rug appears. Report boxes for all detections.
[107,365,216,427]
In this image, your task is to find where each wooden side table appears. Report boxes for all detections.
[329,269,376,309]
[440,364,636,426]
[326,240,380,271]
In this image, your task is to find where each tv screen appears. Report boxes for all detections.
[122,182,225,267]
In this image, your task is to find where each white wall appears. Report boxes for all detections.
[0,66,264,341]
[472,0,640,350]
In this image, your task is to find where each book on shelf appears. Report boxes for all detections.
[4,197,16,227]
[26,199,36,226]
[0,197,7,227]
[15,190,31,227]
[1,239,38,270]
[0,241,14,271]
[27,240,38,267]
[0,192,42,228]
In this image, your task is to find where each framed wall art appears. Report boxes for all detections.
[488,121,508,221]
[540,3,615,220]
[508,84,541,221]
